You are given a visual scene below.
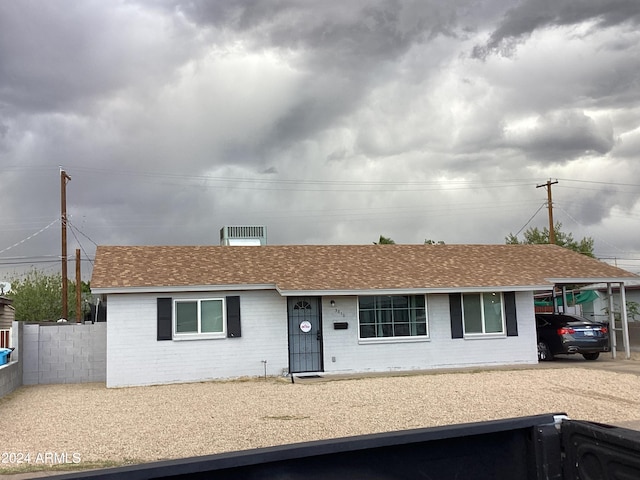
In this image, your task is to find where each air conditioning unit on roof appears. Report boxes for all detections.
[219,226,267,246]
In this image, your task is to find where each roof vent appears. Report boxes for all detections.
[220,226,267,246]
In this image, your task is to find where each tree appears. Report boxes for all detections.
[374,235,396,244]
[602,300,640,321]
[506,222,595,257]
[7,269,91,321]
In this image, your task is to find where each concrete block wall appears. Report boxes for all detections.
[23,323,106,385]
[0,361,21,397]
[0,322,23,398]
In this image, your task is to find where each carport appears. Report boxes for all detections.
[545,278,633,359]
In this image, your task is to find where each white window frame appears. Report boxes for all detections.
[462,292,506,338]
[173,298,226,340]
[357,294,429,344]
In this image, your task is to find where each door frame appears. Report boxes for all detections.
[287,296,324,374]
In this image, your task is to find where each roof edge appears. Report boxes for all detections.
[91,284,278,295]
[277,286,549,296]
[544,277,638,285]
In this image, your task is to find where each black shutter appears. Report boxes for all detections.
[449,293,463,339]
[504,292,518,336]
[226,296,241,338]
[157,297,172,341]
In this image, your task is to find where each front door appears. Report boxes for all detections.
[287,297,323,373]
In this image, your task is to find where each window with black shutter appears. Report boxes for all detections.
[449,293,464,339]
[157,297,172,341]
[504,292,518,336]
[449,292,517,338]
[226,296,241,338]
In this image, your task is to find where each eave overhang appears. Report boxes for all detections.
[91,284,278,295]
[544,277,637,285]
[93,284,551,296]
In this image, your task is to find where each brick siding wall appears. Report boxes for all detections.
[106,290,289,387]
[322,292,538,374]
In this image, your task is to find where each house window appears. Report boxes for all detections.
[294,301,312,310]
[358,295,427,340]
[462,292,504,335]
[174,299,225,337]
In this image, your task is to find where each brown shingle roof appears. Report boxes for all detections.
[90,244,637,293]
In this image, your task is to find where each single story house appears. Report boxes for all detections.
[0,297,14,348]
[91,244,637,388]
[0,297,14,330]
[581,280,640,322]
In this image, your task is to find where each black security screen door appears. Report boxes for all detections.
[287,297,323,373]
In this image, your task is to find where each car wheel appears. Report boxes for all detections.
[538,342,553,361]
[582,352,600,361]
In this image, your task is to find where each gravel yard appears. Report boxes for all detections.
[1,365,640,473]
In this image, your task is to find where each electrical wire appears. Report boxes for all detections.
[67,221,99,247]
[511,202,547,237]
[0,218,59,255]
[68,223,94,268]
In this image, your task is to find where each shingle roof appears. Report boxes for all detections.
[90,244,638,293]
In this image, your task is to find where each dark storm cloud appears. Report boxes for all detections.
[507,110,616,161]
[1,0,639,276]
[168,0,458,58]
[153,0,470,148]
[473,0,640,58]
[0,1,194,114]
[563,185,621,226]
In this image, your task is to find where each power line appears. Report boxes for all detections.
[45,165,543,192]
[7,164,640,190]
[557,178,640,189]
[68,224,94,268]
[68,221,99,247]
[554,204,629,256]
[0,218,59,255]
[512,202,547,237]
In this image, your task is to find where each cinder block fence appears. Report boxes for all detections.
[23,322,106,384]
[0,321,106,398]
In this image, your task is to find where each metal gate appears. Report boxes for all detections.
[287,297,323,373]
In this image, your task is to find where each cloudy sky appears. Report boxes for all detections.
[1,0,639,282]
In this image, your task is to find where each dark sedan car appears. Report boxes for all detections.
[536,313,610,361]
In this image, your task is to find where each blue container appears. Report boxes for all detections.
[0,348,12,366]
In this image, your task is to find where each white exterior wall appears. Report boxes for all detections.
[108,289,538,387]
[106,290,288,387]
[321,292,538,375]
[585,290,640,322]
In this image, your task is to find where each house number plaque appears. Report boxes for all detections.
[299,321,312,333]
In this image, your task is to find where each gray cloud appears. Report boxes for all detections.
[506,110,615,161]
[473,0,640,59]
[1,0,639,279]
[0,1,197,115]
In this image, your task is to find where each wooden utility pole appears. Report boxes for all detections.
[76,248,82,323]
[61,169,71,320]
[536,179,558,244]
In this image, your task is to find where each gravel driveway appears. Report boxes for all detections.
[1,364,640,474]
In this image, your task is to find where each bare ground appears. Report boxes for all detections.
[1,362,640,475]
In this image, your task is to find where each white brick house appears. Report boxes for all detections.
[91,244,636,387]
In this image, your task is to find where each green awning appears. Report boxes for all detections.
[534,290,599,307]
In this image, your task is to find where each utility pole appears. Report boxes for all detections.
[537,179,558,244]
[61,169,71,320]
[76,248,82,323]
